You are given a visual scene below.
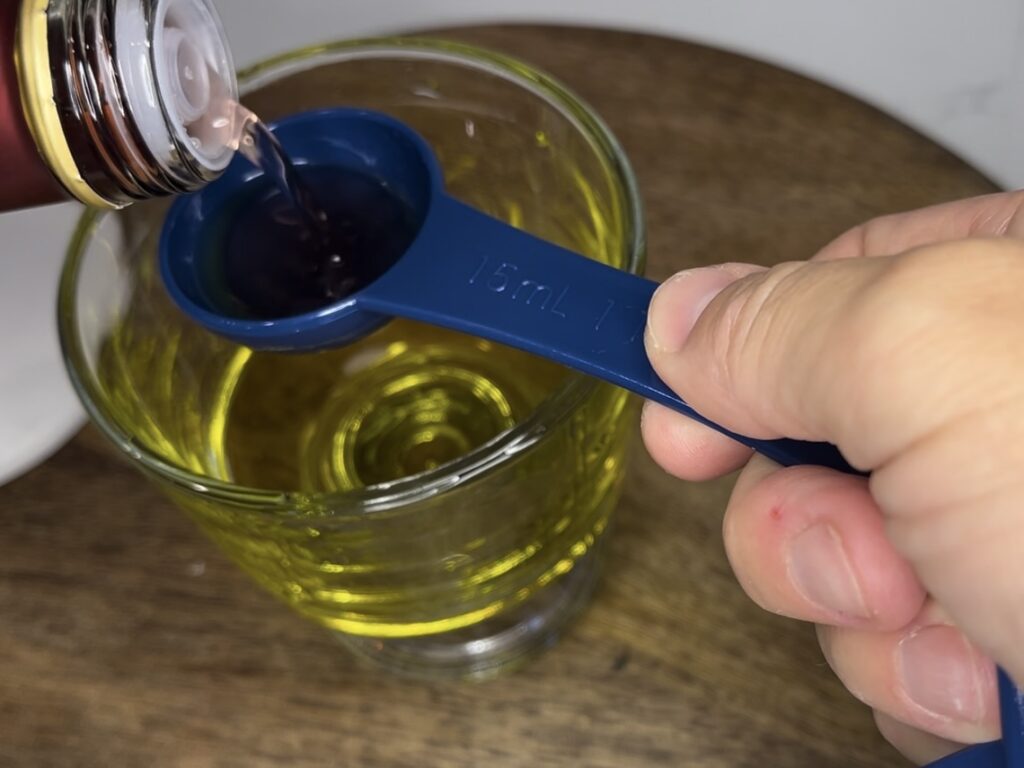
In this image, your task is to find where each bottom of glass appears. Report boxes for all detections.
[332,544,604,681]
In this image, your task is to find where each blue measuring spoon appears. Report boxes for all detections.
[161,107,852,474]
[159,107,1021,768]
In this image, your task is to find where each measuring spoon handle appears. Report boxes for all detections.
[362,194,855,474]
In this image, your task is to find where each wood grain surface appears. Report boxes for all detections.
[0,26,997,768]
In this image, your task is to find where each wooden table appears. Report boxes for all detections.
[0,26,996,768]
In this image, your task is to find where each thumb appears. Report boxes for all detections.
[644,257,898,467]
[644,245,1024,682]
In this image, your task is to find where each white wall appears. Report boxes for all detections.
[217,0,1024,190]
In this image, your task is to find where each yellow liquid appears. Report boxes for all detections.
[222,324,567,492]
[98,277,632,636]
[91,78,637,639]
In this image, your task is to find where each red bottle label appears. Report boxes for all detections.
[0,0,66,212]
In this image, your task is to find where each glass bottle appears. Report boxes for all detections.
[0,0,237,212]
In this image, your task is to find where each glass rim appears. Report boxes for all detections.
[58,36,646,514]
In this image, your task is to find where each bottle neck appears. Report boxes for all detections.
[16,0,238,208]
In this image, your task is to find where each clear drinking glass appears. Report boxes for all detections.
[58,39,645,679]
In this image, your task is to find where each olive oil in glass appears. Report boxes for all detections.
[66,43,641,676]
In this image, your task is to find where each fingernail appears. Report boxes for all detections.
[787,523,870,620]
[646,267,739,353]
[898,625,988,723]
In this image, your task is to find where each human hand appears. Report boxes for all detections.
[642,192,1024,764]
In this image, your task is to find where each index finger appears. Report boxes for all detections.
[814,190,1024,261]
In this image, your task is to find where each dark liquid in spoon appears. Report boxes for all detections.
[208,114,417,320]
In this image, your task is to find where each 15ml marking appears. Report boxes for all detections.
[469,256,568,317]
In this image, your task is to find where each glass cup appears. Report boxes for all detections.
[59,39,645,679]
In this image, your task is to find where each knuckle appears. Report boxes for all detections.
[710,262,808,402]
[846,239,1024,364]
[834,239,1024,452]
